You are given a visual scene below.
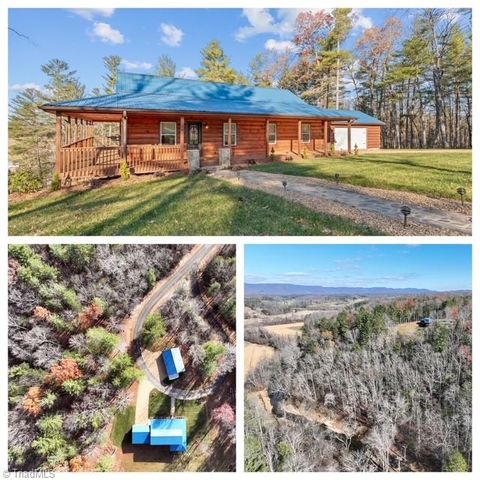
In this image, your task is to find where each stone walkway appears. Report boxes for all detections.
[212,170,471,235]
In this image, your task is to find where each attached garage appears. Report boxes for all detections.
[330,109,385,151]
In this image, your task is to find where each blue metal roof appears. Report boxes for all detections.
[329,109,386,126]
[162,347,185,381]
[42,72,353,120]
[132,419,187,451]
[132,424,150,445]
[150,418,187,452]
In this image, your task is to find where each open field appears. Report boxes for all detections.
[264,322,304,337]
[250,151,472,201]
[244,341,275,377]
[8,174,376,236]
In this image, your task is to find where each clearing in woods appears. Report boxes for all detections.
[244,341,275,377]
[264,322,304,337]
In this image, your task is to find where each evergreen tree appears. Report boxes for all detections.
[196,40,243,84]
[102,55,122,94]
[9,59,85,185]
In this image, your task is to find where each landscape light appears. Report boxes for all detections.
[457,187,466,206]
[334,173,340,184]
[401,206,411,227]
[282,180,287,192]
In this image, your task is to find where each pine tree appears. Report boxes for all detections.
[102,55,121,94]
[196,40,243,84]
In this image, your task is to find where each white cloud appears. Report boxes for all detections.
[235,9,276,41]
[70,8,115,21]
[351,9,373,30]
[175,67,198,79]
[9,82,43,92]
[160,23,184,47]
[265,38,295,52]
[91,22,124,45]
[120,60,153,71]
[236,8,325,41]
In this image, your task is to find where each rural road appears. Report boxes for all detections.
[213,170,471,235]
[133,244,221,400]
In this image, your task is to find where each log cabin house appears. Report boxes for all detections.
[41,72,383,183]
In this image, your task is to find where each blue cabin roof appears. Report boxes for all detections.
[42,72,354,120]
[132,424,150,445]
[162,347,185,381]
[329,109,386,126]
[132,418,187,452]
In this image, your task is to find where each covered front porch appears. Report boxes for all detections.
[53,110,353,183]
[54,110,190,183]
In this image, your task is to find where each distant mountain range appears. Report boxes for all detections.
[245,283,470,297]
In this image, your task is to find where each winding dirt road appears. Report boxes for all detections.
[132,244,221,400]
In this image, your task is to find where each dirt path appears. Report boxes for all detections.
[135,377,155,424]
[213,170,471,235]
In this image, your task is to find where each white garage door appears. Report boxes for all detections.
[334,127,367,150]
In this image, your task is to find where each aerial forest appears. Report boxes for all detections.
[245,294,472,472]
[8,244,190,471]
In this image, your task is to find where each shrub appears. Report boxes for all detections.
[120,160,130,180]
[147,269,157,290]
[208,281,221,297]
[62,379,86,397]
[96,455,115,472]
[445,450,469,472]
[77,299,104,331]
[49,244,96,271]
[61,288,81,311]
[22,386,44,416]
[86,327,119,356]
[50,172,61,191]
[201,341,227,378]
[8,169,43,193]
[109,353,142,389]
[32,306,53,322]
[37,414,63,436]
[48,358,83,386]
[141,313,166,351]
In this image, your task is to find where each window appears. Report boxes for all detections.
[268,123,277,144]
[160,122,177,145]
[301,123,311,143]
[223,122,237,146]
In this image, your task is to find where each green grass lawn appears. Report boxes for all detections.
[111,405,135,448]
[250,151,472,201]
[8,173,378,236]
[149,390,207,439]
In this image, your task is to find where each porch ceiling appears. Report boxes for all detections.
[55,111,122,122]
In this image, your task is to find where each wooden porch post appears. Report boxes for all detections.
[347,121,352,154]
[121,111,128,161]
[265,119,270,157]
[324,120,329,156]
[180,116,185,160]
[297,120,302,155]
[66,116,71,145]
[55,112,62,174]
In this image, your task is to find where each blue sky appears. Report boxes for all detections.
[9,7,428,97]
[245,245,472,291]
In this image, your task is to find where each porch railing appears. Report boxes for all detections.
[58,144,186,181]
[127,144,186,173]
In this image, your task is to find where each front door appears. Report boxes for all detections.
[187,122,202,150]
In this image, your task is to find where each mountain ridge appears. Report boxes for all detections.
[245,283,470,296]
